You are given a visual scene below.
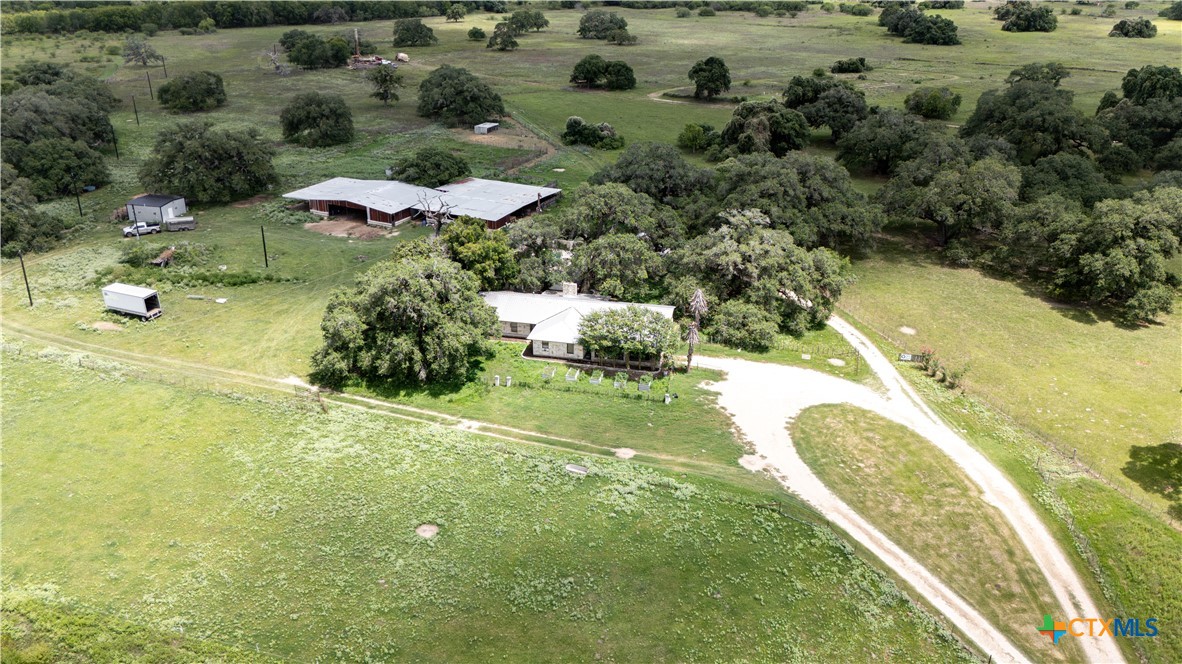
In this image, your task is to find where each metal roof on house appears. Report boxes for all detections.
[129,194,183,207]
[475,122,500,130]
[283,177,561,223]
[430,178,560,222]
[102,282,158,298]
[283,177,438,215]
[483,291,674,346]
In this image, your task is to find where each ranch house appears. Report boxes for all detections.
[283,177,560,230]
[482,284,675,369]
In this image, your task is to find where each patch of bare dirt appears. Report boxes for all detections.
[899,326,917,335]
[451,125,554,173]
[232,194,271,208]
[92,321,123,332]
[614,448,636,460]
[304,219,391,239]
[415,524,439,539]
[738,454,765,471]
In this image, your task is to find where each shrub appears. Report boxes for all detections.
[280,92,354,147]
[1124,1,1138,7]
[562,116,625,150]
[840,3,874,16]
[1100,3,1117,17]
[706,301,779,352]
[904,86,962,119]
[468,26,486,40]
[831,57,872,73]
[156,71,226,113]
[1069,7,1082,14]
[1109,17,1157,36]
[699,7,716,16]
[140,23,158,36]
[1160,1,1182,19]
[606,28,638,45]
[196,17,216,33]
[676,7,693,17]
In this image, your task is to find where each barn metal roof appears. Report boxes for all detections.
[102,282,158,298]
[283,177,561,223]
[426,178,561,222]
[283,177,438,215]
[129,194,183,207]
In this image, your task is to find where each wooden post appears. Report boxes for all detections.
[113,134,120,159]
[146,71,154,99]
[18,252,33,307]
[260,225,269,268]
[162,58,168,78]
[132,95,140,125]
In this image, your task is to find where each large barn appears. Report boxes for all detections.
[283,177,560,230]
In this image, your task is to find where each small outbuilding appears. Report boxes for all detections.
[127,194,187,224]
[102,282,162,320]
[474,122,500,135]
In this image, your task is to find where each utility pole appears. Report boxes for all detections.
[18,252,33,307]
[260,225,269,268]
[73,178,83,218]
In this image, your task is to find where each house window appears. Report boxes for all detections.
[509,322,519,333]
[540,342,550,352]
[566,343,575,355]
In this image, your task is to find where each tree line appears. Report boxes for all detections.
[1,1,512,35]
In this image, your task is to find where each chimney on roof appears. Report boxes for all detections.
[561,281,578,297]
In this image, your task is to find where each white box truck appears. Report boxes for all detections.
[101,283,162,320]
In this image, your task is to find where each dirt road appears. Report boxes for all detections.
[696,314,1125,664]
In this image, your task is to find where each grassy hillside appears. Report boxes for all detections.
[1,350,976,662]
[841,237,1181,516]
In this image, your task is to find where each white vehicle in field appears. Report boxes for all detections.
[123,220,162,237]
[101,282,162,320]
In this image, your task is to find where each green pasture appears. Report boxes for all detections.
[839,237,1181,515]
[794,404,1084,663]
[866,360,1182,664]
[1,351,977,662]
[2,4,1180,660]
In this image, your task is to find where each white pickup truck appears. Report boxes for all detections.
[123,218,196,237]
[123,221,161,237]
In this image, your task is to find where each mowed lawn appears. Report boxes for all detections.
[1,352,977,663]
[840,237,1181,514]
[793,404,1085,664]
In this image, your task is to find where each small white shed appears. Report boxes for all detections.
[474,122,500,135]
[127,194,187,224]
[102,282,162,320]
